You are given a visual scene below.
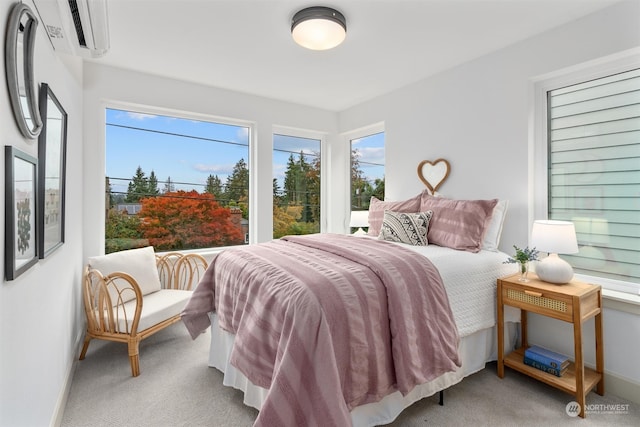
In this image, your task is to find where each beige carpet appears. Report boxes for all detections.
[62,323,638,426]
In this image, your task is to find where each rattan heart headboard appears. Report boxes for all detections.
[417,159,450,194]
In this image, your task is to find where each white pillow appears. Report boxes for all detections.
[88,246,162,304]
[482,200,508,252]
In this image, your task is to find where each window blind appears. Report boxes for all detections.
[547,68,640,290]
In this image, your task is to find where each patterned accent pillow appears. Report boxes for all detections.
[379,210,433,246]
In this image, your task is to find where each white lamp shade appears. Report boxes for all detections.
[530,220,578,254]
[349,210,369,228]
[531,220,578,284]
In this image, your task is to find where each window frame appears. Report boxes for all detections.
[531,47,640,295]
[103,100,255,253]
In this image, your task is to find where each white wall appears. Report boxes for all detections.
[0,1,84,426]
[339,0,640,398]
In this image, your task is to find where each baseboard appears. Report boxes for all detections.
[50,331,84,427]
[604,370,640,405]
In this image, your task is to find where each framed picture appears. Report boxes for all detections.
[4,146,39,280]
[38,83,68,258]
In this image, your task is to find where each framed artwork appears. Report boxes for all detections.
[4,146,39,280]
[38,83,68,258]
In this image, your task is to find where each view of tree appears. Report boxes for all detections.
[163,176,175,193]
[273,205,302,238]
[126,166,149,202]
[137,190,244,250]
[306,153,321,225]
[205,174,224,201]
[148,170,160,196]
[104,208,146,253]
[106,142,378,253]
[351,148,384,209]
[225,158,249,210]
[105,108,254,254]
[281,152,319,222]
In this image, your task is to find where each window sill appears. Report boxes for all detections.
[602,289,640,316]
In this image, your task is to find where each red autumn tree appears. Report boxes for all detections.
[138,190,244,250]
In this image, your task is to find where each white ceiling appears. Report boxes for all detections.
[92,0,621,111]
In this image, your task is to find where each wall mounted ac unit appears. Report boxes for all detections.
[33,0,110,58]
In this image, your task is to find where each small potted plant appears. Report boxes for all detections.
[504,245,539,282]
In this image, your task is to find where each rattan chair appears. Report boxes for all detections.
[79,248,208,376]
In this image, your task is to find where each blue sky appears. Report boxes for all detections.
[106,108,384,195]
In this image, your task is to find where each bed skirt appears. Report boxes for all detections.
[207,312,519,427]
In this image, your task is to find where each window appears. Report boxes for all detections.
[105,108,250,253]
[351,131,385,214]
[272,134,321,238]
[536,62,639,295]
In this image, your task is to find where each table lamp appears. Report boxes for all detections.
[349,210,369,236]
[530,220,579,284]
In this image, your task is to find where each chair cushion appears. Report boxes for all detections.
[88,247,162,304]
[118,289,193,333]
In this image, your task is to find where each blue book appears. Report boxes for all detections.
[525,345,569,369]
[523,356,565,377]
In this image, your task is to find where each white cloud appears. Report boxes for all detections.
[126,112,157,121]
[358,147,385,165]
[193,163,235,175]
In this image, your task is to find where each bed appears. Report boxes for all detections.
[182,185,519,426]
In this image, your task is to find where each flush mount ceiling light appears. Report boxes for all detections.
[291,6,346,50]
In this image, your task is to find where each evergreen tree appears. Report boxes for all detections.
[273,178,281,204]
[126,166,148,203]
[307,152,321,224]
[205,174,224,202]
[298,152,312,223]
[283,154,298,205]
[148,170,160,196]
[225,158,249,204]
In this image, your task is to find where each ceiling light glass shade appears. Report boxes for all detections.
[291,7,346,50]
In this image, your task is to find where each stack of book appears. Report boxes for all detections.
[523,345,570,377]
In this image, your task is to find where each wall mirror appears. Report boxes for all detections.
[5,2,42,139]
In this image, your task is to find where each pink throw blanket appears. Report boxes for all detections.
[182,234,460,426]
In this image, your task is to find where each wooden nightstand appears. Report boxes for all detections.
[497,273,604,418]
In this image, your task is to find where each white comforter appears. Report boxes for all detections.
[376,239,518,337]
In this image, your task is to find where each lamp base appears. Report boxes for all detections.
[352,228,367,236]
[535,253,574,284]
